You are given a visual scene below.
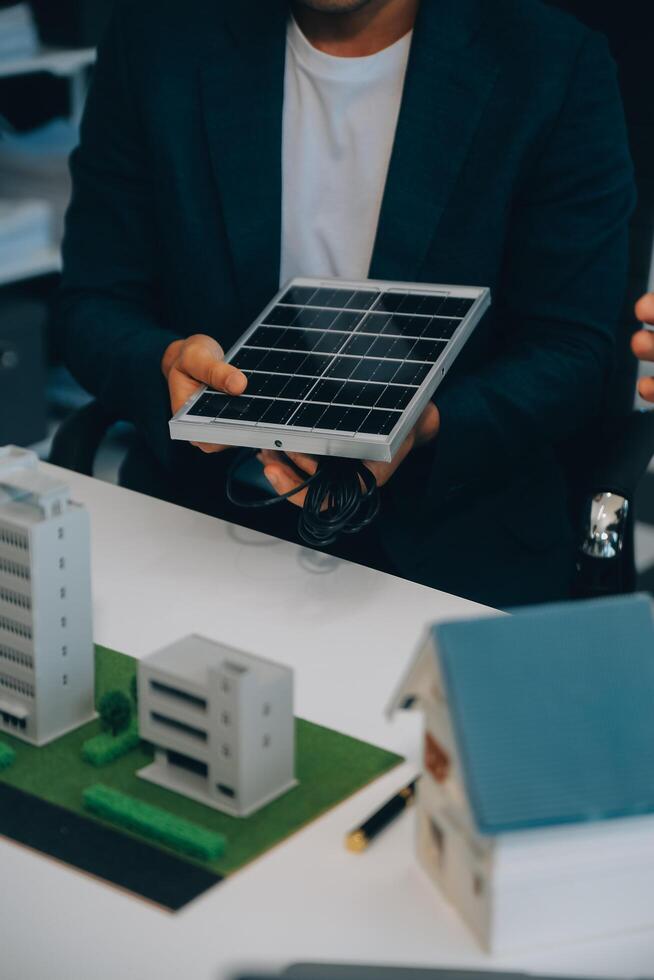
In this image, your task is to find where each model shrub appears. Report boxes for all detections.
[0,741,16,771]
[81,728,140,767]
[130,673,138,706]
[83,784,226,861]
[98,690,132,736]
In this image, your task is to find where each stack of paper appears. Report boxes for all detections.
[0,3,39,60]
[0,198,54,274]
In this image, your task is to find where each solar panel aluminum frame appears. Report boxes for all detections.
[169,277,491,463]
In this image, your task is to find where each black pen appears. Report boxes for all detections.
[345,778,418,852]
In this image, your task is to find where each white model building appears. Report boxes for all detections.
[388,594,654,952]
[0,445,95,746]
[138,634,297,816]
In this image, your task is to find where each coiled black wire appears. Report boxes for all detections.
[225,448,380,548]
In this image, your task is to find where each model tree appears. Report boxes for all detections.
[99,690,132,736]
[130,674,138,706]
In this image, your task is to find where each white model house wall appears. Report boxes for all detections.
[138,638,296,817]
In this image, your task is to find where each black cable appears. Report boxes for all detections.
[226,448,380,548]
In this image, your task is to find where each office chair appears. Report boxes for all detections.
[49,0,654,600]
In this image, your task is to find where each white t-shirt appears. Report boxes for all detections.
[280,16,412,285]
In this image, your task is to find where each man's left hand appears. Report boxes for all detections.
[257,402,440,506]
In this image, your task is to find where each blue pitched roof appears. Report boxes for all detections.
[434,594,654,835]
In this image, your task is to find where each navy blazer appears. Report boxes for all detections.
[58,0,635,608]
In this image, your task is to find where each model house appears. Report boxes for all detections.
[138,634,297,816]
[388,593,654,952]
[0,445,95,745]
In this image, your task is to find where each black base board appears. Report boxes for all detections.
[0,783,222,911]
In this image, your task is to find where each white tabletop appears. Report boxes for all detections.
[2,466,653,980]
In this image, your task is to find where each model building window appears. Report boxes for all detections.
[262,702,271,716]
[58,527,64,539]
[60,587,66,599]
[62,674,68,686]
[150,711,208,742]
[221,743,230,757]
[166,749,208,778]
[221,711,230,725]
[62,645,67,656]
[60,616,67,628]
[149,679,207,710]
[425,732,450,783]
[262,734,271,748]
[59,557,65,569]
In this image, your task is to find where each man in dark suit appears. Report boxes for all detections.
[58,0,635,609]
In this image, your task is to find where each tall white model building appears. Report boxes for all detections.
[0,446,95,746]
[138,634,297,816]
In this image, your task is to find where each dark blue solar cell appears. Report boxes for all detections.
[346,290,378,311]
[439,296,475,317]
[357,312,392,335]
[307,288,357,309]
[372,292,405,313]
[279,286,318,306]
[312,332,348,354]
[259,400,301,425]
[289,401,328,429]
[419,317,460,340]
[187,393,231,418]
[375,385,415,410]
[341,334,376,357]
[330,310,363,331]
[296,352,333,376]
[324,357,361,380]
[262,305,299,327]
[281,375,317,400]
[407,339,447,362]
[230,347,267,371]
[358,409,401,435]
[391,361,432,385]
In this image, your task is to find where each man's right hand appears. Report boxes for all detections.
[162,334,247,453]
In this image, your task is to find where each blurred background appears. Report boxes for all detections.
[0,0,653,584]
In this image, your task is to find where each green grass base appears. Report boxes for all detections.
[0,645,402,875]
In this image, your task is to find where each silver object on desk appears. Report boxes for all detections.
[581,491,629,560]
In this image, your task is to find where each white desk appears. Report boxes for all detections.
[1,467,653,980]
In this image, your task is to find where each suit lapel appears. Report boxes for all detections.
[370,0,500,282]
[201,1,287,320]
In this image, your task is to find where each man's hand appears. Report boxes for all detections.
[162,335,247,453]
[257,401,441,506]
[632,294,654,402]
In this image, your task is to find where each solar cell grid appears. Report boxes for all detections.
[173,277,489,461]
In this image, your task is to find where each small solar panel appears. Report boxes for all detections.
[170,277,490,462]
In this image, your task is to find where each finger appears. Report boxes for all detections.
[179,335,247,395]
[631,329,654,362]
[257,449,315,479]
[364,427,416,488]
[190,441,228,454]
[284,451,318,476]
[637,376,654,403]
[263,464,309,507]
[414,402,440,445]
[635,293,654,327]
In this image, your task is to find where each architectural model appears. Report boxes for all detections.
[388,593,654,952]
[138,634,297,816]
[0,445,95,745]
